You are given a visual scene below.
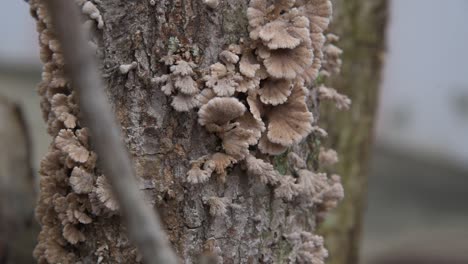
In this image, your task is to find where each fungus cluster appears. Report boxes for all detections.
[31,0,350,261]
[152,0,349,261]
[156,0,347,200]
[30,1,121,262]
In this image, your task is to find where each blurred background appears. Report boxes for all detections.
[1,0,467,263]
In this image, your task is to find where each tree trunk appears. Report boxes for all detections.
[29,0,384,263]
[0,96,37,264]
[318,1,388,264]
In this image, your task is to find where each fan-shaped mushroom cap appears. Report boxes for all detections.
[247,91,264,121]
[51,93,77,129]
[258,14,310,50]
[198,97,246,130]
[95,176,119,211]
[210,152,236,181]
[196,88,216,106]
[258,133,288,155]
[239,51,261,78]
[55,129,90,163]
[69,167,94,194]
[245,154,279,185]
[317,85,351,110]
[327,33,339,42]
[155,76,174,96]
[187,162,215,184]
[209,62,228,78]
[171,94,199,112]
[236,77,260,93]
[205,63,242,97]
[297,0,332,33]
[262,45,313,79]
[219,50,240,65]
[258,78,293,105]
[267,82,313,146]
[210,76,239,97]
[237,112,265,145]
[247,0,267,30]
[220,127,253,159]
[174,75,198,95]
[322,42,343,76]
[170,60,195,76]
[63,223,85,244]
[324,43,342,57]
[73,210,92,224]
[300,49,322,85]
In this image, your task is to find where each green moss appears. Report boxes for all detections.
[168,36,180,53]
[273,151,290,175]
[275,238,293,263]
[307,137,322,170]
[191,45,200,58]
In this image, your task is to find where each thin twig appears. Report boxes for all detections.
[44,1,179,263]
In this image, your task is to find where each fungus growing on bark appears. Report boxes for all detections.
[245,154,279,185]
[219,127,253,160]
[317,85,351,110]
[153,58,200,112]
[261,45,313,80]
[210,152,236,178]
[198,97,246,132]
[32,0,347,261]
[206,196,228,217]
[51,93,77,129]
[318,147,338,167]
[95,176,119,211]
[187,157,216,184]
[239,50,261,78]
[55,129,90,163]
[203,0,219,9]
[81,1,104,29]
[285,231,329,264]
[258,133,288,155]
[204,62,243,97]
[69,166,94,194]
[266,82,313,147]
[63,223,85,244]
[119,61,137,75]
[296,170,344,211]
[258,78,293,105]
[275,175,300,201]
[321,34,343,77]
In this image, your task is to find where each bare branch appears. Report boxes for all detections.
[43,1,179,263]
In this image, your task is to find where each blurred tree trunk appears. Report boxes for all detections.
[30,0,386,263]
[0,96,37,264]
[318,1,388,264]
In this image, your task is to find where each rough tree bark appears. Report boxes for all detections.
[30,0,385,263]
[318,1,388,264]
